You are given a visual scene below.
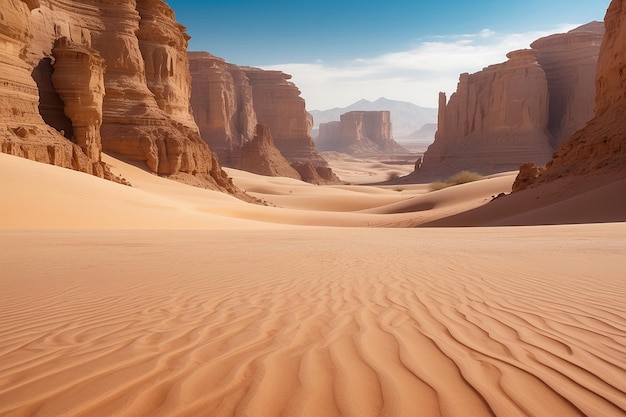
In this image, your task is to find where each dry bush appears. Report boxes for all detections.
[430,181,451,191]
[430,170,484,191]
[447,170,484,185]
[387,171,401,181]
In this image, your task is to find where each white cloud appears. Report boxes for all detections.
[261,25,578,110]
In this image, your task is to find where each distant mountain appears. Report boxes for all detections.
[309,97,437,138]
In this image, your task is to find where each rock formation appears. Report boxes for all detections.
[290,161,341,185]
[189,52,339,183]
[531,22,605,148]
[514,0,626,189]
[412,49,554,179]
[0,0,238,193]
[230,124,300,179]
[410,23,604,181]
[0,0,114,180]
[243,68,326,165]
[51,37,105,161]
[189,52,257,162]
[316,111,408,155]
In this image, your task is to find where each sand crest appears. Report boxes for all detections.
[1,154,624,416]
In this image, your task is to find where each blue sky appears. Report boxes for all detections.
[167,0,608,110]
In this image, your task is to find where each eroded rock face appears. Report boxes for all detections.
[413,49,553,180]
[1,0,235,191]
[189,52,257,162]
[410,23,603,181]
[0,0,112,179]
[512,162,546,192]
[244,68,328,167]
[189,52,339,183]
[316,111,408,155]
[290,161,341,185]
[515,0,626,188]
[531,22,605,147]
[51,37,105,161]
[231,124,301,179]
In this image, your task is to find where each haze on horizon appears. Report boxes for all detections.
[167,0,607,110]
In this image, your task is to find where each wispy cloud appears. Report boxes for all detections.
[261,25,578,110]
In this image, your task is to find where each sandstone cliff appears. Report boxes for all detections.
[189,52,257,162]
[531,22,605,148]
[189,52,338,183]
[410,23,603,181]
[1,0,237,193]
[411,49,554,180]
[0,0,114,180]
[316,111,408,155]
[243,68,327,166]
[230,124,300,179]
[514,0,626,188]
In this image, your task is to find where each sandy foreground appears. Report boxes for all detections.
[1,153,625,417]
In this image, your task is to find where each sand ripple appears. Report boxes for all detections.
[1,227,624,416]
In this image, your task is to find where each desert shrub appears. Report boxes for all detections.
[387,171,401,181]
[430,181,451,191]
[430,170,484,191]
[447,170,484,185]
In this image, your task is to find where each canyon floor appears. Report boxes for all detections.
[0,152,624,417]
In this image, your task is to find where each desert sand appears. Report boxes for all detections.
[1,152,625,417]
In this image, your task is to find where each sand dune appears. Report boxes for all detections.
[1,154,625,416]
[1,227,624,417]
[0,153,515,228]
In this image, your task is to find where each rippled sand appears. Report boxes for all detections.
[1,227,624,417]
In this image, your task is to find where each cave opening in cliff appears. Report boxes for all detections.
[31,57,74,141]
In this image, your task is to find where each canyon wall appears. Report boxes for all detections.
[514,0,626,189]
[230,124,300,179]
[410,23,603,181]
[189,52,338,183]
[531,22,605,148]
[1,0,236,192]
[316,111,408,155]
[189,52,257,162]
[0,0,114,179]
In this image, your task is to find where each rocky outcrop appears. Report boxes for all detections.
[316,111,408,155]
[411,49,553,180]
[514,0,626,189]
[0,0,116,180]
[189,52,257,162]
[0,0,237,192]
[51,37,105,161]
[531,22,605,147]
[243,68,328,167]
[189,52,339,183]
[511,162,545,192]
[290,161,341,185]
[231,124,300,179]
[410,23,603,181]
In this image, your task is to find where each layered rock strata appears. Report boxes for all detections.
[531,22,605,147]
[1,0,236,192]
[243,68,327,166]
[0,0,115,180]
[410,23,603,181]
[316,111,408,155]
[51,37,105,161]
[189,52,257,162]
[189,52,338,183]
[414,49,554,179]
[230,124,300,179]
[514,1,626,189]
